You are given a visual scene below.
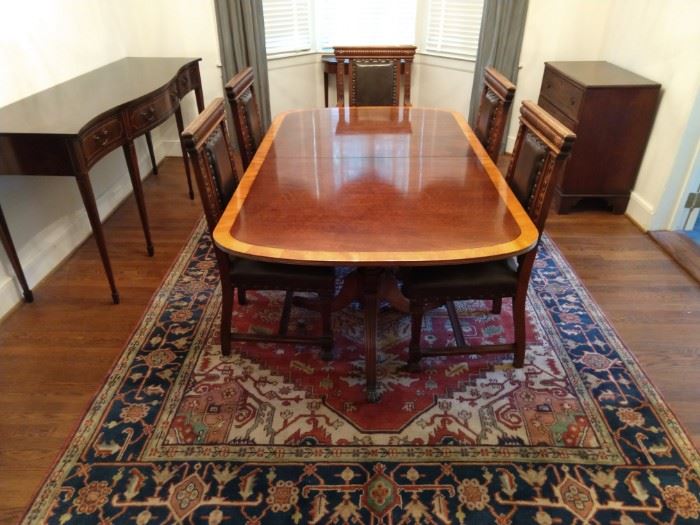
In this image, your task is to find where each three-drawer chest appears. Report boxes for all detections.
[538,61,660,213]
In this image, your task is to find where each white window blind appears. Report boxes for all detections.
[316,0,417,51]
[262,0,313,56]
[424,0,484,60]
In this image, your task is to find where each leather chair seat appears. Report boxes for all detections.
[230,257,335,290]
[401,258,518,299]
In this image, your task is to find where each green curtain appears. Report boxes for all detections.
[468,0,529,148]
[214,0,271,129]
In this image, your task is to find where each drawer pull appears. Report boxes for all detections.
[93,129,111,147]
[141,106,157,122]
[570,97,577,106]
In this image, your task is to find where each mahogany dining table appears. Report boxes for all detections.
[213,106,538,402]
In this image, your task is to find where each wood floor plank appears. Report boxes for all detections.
[0,158,698,524]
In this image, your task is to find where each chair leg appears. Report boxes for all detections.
[221,280,233,357]
[238,287,248,305]
[445,300,466,347]
[278,290,293,336]
[512,293,526,368]
[407,302,424,372]
[492,297,502,314]
[320,291,333,361]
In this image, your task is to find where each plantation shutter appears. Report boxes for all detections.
[424,0,484,60]
[262,0,313,55]
[316,0,417,50]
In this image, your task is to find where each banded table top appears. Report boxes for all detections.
[214,107,537,266]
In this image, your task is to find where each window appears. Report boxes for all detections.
[262,0,483,61]
[262,0,313,56]
[423,0,484,60]
[315,0,417,51]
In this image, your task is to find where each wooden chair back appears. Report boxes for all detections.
[181,98,245,236]
[225,67,263,170]
[334,45,416,107]
[506,100,576,236]
[474,67,516,162]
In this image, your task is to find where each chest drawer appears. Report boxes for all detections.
[538,97,577,132]
[80,116,125,163]
[128,89,178,134]
[540,69,583,121]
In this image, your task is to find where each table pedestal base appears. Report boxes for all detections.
[295,267,408,402]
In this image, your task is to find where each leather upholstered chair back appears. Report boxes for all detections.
[474,67,516,162]
[334,46,416,107]
[225,67,263,170]
[505,100,576,234]
[181,98,244,235]
[181,98,335,359]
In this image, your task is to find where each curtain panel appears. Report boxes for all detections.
[214,0,272,129]
[468,0,529,151]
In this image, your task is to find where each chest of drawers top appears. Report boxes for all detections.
[545,61,660,89]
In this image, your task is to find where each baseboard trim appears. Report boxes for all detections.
[161,140,183,158]
[625,191,655,231]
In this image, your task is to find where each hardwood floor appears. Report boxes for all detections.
[0,158,698,524]
[649,229,700,283]
[0,159,202,524]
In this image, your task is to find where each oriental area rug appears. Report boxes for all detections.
[21,222,700,524]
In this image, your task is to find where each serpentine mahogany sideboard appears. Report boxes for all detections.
[0,57,204,304]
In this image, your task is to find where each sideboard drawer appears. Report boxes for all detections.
[177,64,197,98]
[80,117,125,163]
[540,69,583,121]
[128,89,178,134]
[538,97,577,132]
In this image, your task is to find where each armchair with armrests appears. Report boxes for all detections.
[181,98,335,359]
[401,101,576,370]
[333,45,416,107]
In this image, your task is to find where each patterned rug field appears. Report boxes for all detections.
[21,222,700,524]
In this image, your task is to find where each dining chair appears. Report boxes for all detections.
[474,67,517,163]
[225,67,263,170]
[181,98,335,359]
[401,100,576,370]
[334,45,417,107]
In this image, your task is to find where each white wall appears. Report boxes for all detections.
[0,0,225,318]
[599,0,700,230]
[510,0,700,230]
[0,0,137,317]
[121,0,224,154]
[413,54,475,115]
[506,0,611,149]
[268,53,324,117]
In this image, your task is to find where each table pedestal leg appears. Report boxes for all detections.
[175,107,195,200]
[360,267,381,403]
[123,141,154,257]
[293,268,409,402]
[75,174,119,304]
[0,204,33,302]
